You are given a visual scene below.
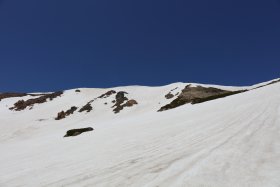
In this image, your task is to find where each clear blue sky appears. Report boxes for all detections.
[0,0,279,92]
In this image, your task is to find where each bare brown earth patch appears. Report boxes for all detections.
[125,99,138,107]
[10,91,63,111]
[158,85,246,111]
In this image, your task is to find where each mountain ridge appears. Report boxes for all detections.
[0,78,280,186]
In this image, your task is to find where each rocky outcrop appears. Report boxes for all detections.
[78,91,117,114]
[0,92,46,101]
[159,85,246,111]
[10,91,63,111]
[98,90,116,98]
[79,103,93,113]
[56,111,66,120]
[0,93,28,101]
[112,91,128,113]
[55,106,78,120]
[64,127,94,137]
[112,92,138,113]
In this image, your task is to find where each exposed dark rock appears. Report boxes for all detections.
[55,106,78,120]
[158,85,246,111]
[171,87,178,92]
[0,93,27,101]
[0,92,46,101]
[115,91,128,102]
[267,79,280,85]
[79,103,93,113]
[164,87,178,99]
[66,106,78,115]
[56,111,66,120]
[75,89,81,92]
[10,91,63,111]
[112,92,138,113]
[252,79,280,90]
[112,91,129,113]
[190,90,246,104]
[98,90,116,98]
[165,93,174,99]
[64,127,94,137]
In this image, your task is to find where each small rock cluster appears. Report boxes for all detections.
[79,103,93,113]
[55,106,78,120]
[98,90,116,99]
[112,92,138,113]
[159,85,245,111]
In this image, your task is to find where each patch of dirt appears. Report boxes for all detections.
[64,127,94,137]
[55,106,78,120]
[158,85,246,111]
[10,91,63,111]
[125,99,138,107]
[79,103,93,113]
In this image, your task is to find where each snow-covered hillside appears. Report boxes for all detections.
[0,79,280,187]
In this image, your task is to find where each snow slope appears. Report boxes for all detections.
[0,80,280,187]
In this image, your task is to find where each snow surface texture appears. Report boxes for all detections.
[0,80,280,187]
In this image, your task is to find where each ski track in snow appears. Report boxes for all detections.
[0,81,280,187]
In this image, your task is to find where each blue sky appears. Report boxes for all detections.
[0,0,279,92]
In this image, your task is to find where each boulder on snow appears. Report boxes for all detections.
[64,127,94,137]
